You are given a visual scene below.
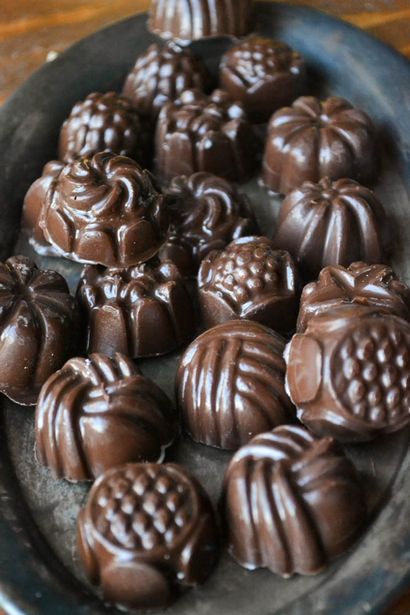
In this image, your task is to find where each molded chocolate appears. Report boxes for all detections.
[176,320,295,450]
[35,353,176,481]
[198,236,299,333]
[263,96,377,194]
[77,462,219,609]
[224,425,366,576]
[40,152,169,267]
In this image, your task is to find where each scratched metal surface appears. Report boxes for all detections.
[0,4,409,615]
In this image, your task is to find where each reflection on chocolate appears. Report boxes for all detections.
[177,320,295,450]
[77,260,195,358]
[285,310,410,442]
[198,237,298,333]
[40,152,169,267]
[149,0,253,42]
[224,425,366,576]
[159,172,258,276]
[297,262,410,332]
[77,462,219,609]
[263,96,377,194]
[123,42,211,121]
[59,92,147,164]
[36,353,176,481]
[0,256,77,405]
[220,37,306,123]
[155,89,257,183]
[273,178,387,279]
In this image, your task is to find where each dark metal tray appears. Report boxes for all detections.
[0,3,409,614]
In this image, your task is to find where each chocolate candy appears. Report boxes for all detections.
[77,260,195,358]
[159,172,258,276]
[77,462,219,609]
[198,237,299,333]
[59,91,147,164]
[149,0,253,42]
[35,353,176,481]
[122,42,211,121]
[40,152,169,267]
[273,178,386,279]
[0,256,77,405]
[220,37,306,123]
[298,262,410,332]
[155,89,257,183]
[285,310,410,441]
[176,320,295,450]
[263,96,377,194]
[224,425,366,576]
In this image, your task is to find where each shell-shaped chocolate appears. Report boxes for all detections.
[224,425,366,576]
[297,262,410,332]
[40,152,169,267]
[176,320,295,450]
[220,37,306,123]
[263,96,377,194]
[77,463,219,609]
[286,311,410,441]
[59,91,147,164]
[198,236,299,332]
[35,353,176,481]
[149,0,253,42]
[0,256,77,405]
[155,89,257,183]
[273,178,387,279]
[122,42,211,121]
[77,260,195,358]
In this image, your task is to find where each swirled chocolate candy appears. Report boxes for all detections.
[224,425,366,576]
[77,260,195,358]
[149,0,253,42]
[263,96,377,194]
[273,178,387,279]
[297,262,410,332]
[155,89,257,183]
[77,463,219,609]
[285,310,410,441]
[122,42,211,121]
[159,172,258,276]
[198,237,299,333]
[176,320,295,450]
[0,256,77,405]
[220,37,306,123]
[35,353,176,481]
[40,152,169,267]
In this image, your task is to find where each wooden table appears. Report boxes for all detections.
[0,1,409,614]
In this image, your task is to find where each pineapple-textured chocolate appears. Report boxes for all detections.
[77,463,219,609]
[224,425,366,577]
[177,320,295,450]
[35,353,177,481]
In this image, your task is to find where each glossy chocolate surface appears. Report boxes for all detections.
[155,89,257,183]
[263,96,377,194]
[224,425,366,577]
[198,236,299,332]
[273,178,387,280]
[298,262,410,332]
[35,353,176,481]
[77,260,195,358]
[0,256,77,405]
[159,172,258,276]
[40,152,169,267]
[77,462,219,609]
[177,320,295,450]
[149,0,253,42]
[286,310,410,441]
[220,37,306,123]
